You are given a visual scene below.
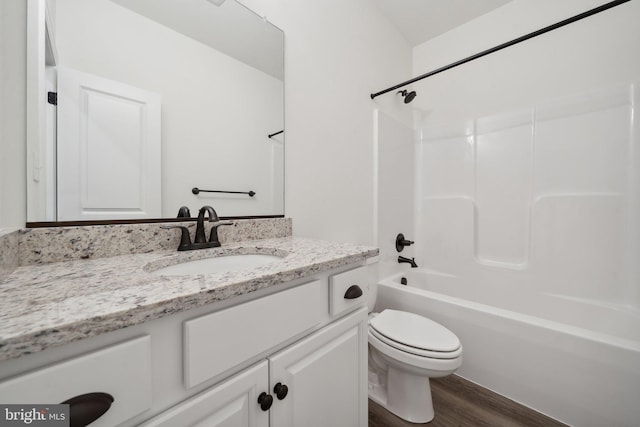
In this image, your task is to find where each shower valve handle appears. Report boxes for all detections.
[396,233,414,252]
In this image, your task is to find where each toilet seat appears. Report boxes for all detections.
[369,310,461,359]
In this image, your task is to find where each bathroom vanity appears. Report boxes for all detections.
[0,223,378,427]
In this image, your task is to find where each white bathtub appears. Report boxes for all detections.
[375,270,640,427]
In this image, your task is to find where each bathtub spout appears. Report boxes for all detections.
[398,256,418,268]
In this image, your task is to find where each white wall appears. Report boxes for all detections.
[412,0,640,306]
[410,0,640,424]
[1,0,412,243]
[239,0,411,245]
[0,0,28,228]
[55,0,284,218]
[412,0,640,124]
[375,110,415,278]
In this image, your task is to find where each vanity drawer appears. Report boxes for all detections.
[184,279,324,388]
[0,336,152,427]
[329,266,368,316]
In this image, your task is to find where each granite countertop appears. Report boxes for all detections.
[0,237,378,361]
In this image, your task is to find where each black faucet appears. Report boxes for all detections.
[194,206,219,243]
[398,256,418,268]
[162,205,233,251]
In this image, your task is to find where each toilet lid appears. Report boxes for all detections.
[369,309,460,353]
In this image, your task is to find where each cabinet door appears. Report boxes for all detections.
[140,361,269,427]
[269,308,368,427]
[0,336,152,427]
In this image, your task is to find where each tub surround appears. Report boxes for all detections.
[0,219,378,362]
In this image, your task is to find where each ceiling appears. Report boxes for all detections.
[108,0,284,80]
[372,0,513,46]
[105,0,512,78]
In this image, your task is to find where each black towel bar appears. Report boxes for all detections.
[192,188,256,197]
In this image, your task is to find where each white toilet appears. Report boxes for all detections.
[367,288,462,423]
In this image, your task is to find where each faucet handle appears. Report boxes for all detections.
[161,226,192,251]
[208,221,234,245]
[212,221,234,228]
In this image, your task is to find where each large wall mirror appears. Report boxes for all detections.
[26,0,284,223]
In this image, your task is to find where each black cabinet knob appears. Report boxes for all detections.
[258,392,273,411]
[62,392,114,427]
[273,382,289,400]
[344,285,363,299]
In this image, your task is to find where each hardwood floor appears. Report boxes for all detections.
[369,375,568,427]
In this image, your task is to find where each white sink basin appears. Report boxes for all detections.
[152,254,283,276]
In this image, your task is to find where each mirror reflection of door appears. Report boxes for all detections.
[57,66,162,221]
[44,50,57,221]
[26,0,284,222]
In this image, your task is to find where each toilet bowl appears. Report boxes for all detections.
[367,309,462,423]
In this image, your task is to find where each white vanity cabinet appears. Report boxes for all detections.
[0,336,153,427]
[139,361,270,427]
[183,280,326,389]
[0,263,373,427]
[142,308,367,427]
[269,308,367,427]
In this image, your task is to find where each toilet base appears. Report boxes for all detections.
[368,365,434,424]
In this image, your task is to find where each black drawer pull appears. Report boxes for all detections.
[62,392,114,427]
[344,285,363,299]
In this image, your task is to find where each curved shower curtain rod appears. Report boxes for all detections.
[369,0,631,100]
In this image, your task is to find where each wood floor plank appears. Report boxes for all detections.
[368,375,568,427]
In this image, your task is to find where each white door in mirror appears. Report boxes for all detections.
[57,66,162,221]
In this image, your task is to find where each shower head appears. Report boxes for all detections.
[397,89,417,104]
